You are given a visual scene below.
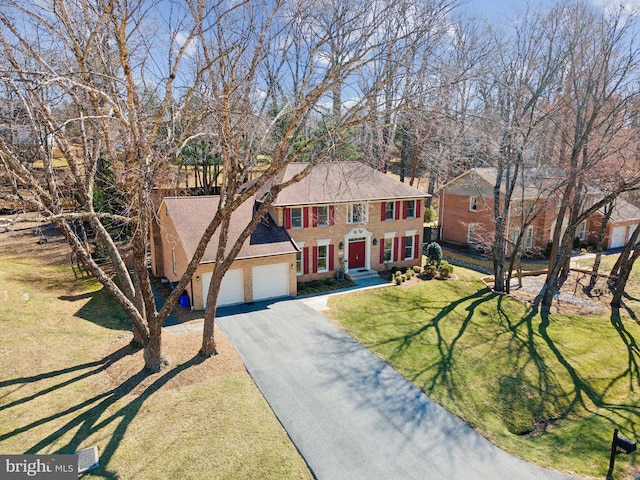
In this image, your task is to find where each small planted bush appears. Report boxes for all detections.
[406,269,413,279]
[401,274,407,282]
[438,260,454,278]
[395,276,402,285]
[426,242,443,268]
[413,265,421,274]
[423,264,437,277]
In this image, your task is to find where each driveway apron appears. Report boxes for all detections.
[217,299,574,480]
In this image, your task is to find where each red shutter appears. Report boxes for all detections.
[403,201,408,220]
[401,236,406,260]
[414,234,420,259]
[416,199,421,219]
[303,247,310,274]
[381,202,386,221]
[303,207,309,228]
[284,208,291,229]
[312,246,318,273]
[329,244,335,271]
[329,205,335,226]
[379,239,385,264]
[312,206,318,227]
[394,237,400,262]
[395,201,401,221]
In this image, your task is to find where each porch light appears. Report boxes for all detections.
[339,241,344,249]
[372,238,378,246]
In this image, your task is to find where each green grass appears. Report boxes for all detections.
[574,254,640,301]
[328,266,640,479]
[0,257,311,480]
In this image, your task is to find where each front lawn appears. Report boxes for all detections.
[327,267,640,479]
[0,257,311,480]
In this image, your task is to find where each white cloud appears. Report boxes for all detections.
[313,51,332,67]
[175,31,198,57]
[591,0,640,15]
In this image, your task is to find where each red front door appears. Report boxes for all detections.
[348,240,366,269]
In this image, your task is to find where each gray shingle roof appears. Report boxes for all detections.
[162,196,297,263]
[262,161,429,206]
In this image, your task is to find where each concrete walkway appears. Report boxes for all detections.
[217,299,575,480]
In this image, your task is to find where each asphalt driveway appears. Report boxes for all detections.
[217,299,575,480]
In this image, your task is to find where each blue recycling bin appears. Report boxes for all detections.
[179,293,190,308]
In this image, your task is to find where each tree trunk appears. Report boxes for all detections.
[588,202,613,291]
[610,243,640,308]
[200,275,221,357]
[610,223,640,278]
[200,313,218,357]
[144,319,169,372]
[541,232,574,310]
[131,325,146,349]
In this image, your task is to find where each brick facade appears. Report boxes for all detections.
[270,199,424,282]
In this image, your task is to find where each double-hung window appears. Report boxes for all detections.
[524,226,534,249]
[385,202,395,221]
[317,245,328,272]
[290,207,303,229]
[348,203,367,224]
[317,206,329,227]
[404,235,414,260]
[383,238,393,262]
[467,224,476,244]
[469,196,478,212]
[406,200,416,219]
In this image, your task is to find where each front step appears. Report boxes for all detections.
[346,269,381,281]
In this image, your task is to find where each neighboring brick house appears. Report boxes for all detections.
[151,161,428,310]
[439,167,640,253]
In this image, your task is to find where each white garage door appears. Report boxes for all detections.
[610,226,627,249]
[252,263,290,302]
[202,269,244,308]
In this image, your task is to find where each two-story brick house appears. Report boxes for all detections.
[151,161,428,310]
[262,161,428,281]
[439,167,640,253]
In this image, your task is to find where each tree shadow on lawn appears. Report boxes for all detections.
[59,287,131,331]
[496,298,640,442]
[609,306,640,399]
[501,297,640,414]
[368,287,497,403]
[495,298,576,435]
[0,346,133,413]
[0,350,205,480]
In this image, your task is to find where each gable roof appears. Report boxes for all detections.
[599,196,640,222]
[441,167,564,199]
[442,167,640,222]
[260,161,428,206]
[161,196,297,264]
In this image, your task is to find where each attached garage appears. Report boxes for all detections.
[252,263,290,302]
[610,226,627,249]
[202,269,244,308]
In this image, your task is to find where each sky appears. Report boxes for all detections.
[467,0,640,19]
